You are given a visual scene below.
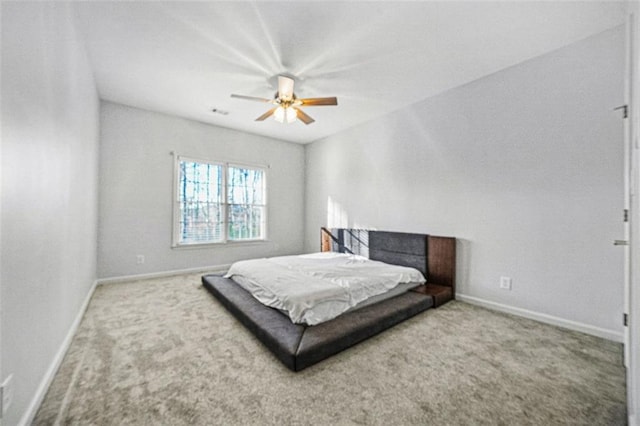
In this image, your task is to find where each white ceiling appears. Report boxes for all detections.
[73,1,627,144]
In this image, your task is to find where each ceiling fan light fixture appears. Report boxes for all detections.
[274,105,297,124]
[274,106,285,123]
[286,107,297,123]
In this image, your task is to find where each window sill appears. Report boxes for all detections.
[171,240,271,250]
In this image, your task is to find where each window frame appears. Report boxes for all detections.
[172,155,268,248]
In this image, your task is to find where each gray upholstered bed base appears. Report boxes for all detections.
[201,274,433,371]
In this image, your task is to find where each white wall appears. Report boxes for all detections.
[1,2,100,425]
[98,102,305,279]
[305,26,625,336]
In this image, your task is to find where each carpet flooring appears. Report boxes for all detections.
[34,273,626,425]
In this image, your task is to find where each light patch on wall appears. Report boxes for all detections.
[327,196,349,228]
[352,222,373,230]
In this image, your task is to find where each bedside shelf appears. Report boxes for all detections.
[411,284,453,307]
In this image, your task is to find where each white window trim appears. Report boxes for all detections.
[171,154,268,248]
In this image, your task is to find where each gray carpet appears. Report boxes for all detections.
[34,274,626,425]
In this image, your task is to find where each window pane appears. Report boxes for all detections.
[227,165,265,241]
[228,205,265,240]
[178,160,223,244]
[227,166,265,205]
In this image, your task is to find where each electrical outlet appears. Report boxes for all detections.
[136,255,145,265]
[500,276,512,290]
[2,374,14,415]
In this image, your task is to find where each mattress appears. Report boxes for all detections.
[224,252,426,325]
[232,275,420,317]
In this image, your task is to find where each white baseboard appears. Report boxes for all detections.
[18,279,98,426]
[456,293,623,343]
[97,264,231,285]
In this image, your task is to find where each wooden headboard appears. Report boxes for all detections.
[321,227,456,296]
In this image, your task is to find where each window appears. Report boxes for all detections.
[173,156,266,246]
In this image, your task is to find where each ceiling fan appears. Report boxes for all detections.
[231,75,338,125]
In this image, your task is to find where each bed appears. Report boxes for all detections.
[201,228,456,371]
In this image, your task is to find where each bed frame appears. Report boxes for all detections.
[201,228,456,371]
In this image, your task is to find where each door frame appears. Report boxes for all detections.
[626,5,639,426]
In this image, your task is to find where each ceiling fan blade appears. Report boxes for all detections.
[295,108,315,125]
[255,107,278,121]
[298,97,338,106]
[231,94,273,103]
[278,76,295,101]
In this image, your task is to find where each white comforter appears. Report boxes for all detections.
[224,252,426,325]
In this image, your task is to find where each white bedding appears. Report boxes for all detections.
[224,252,426,325]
